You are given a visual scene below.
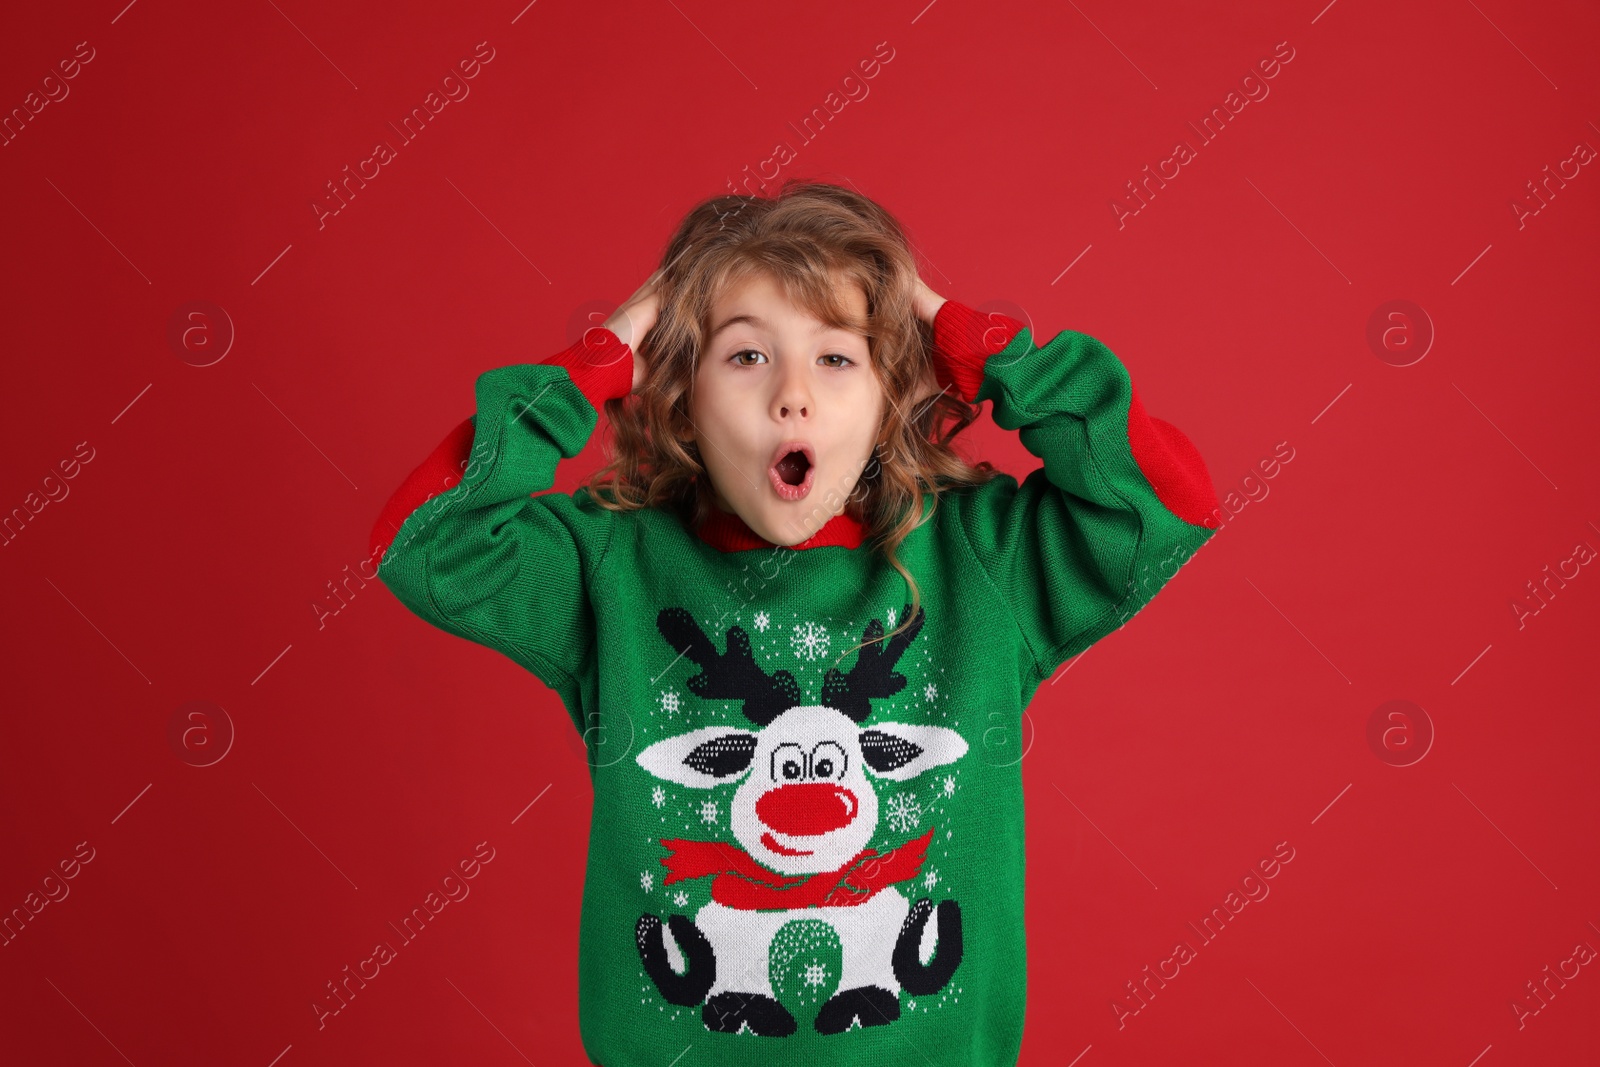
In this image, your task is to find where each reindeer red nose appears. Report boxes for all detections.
[756,783,859,836]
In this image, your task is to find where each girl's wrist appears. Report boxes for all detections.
[603,317,631,348]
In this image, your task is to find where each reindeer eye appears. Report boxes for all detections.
[770,742,807,782]
[810,741,847,780]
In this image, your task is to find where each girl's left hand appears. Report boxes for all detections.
[912,275,947,325]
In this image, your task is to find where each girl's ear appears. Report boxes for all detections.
[909,354,942,408]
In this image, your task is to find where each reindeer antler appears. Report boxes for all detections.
[656,607,801,726]
[820,602,925,723]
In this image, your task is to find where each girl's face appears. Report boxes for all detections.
[688,270,885,547]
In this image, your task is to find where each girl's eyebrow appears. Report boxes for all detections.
[709,313,770,340]
[709,313,847,341]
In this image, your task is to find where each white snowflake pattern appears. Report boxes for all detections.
[673,890,689,908]
[941,774,956,798]
[651,785,667,808]
[699,799,720,825]
[641,871,654,893]
[791,620,830,661]
[803,961,830,989]
[754,610,770,632]
[885,792,922,834]
[922,867,939,891]
[659,690,680,715]
[886,606,897,628]
[924,682,938,703]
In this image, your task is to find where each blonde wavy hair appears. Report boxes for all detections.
[583,178,1001,662]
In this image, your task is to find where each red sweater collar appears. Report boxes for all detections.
[695,505,866,552]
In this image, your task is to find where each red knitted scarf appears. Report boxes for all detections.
[658,827,935,910]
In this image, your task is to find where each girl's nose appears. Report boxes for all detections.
[756,782,859,836]
[774,381,810,418]
[773,360,812,420]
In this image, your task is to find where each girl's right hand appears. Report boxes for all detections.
[603,269,665,393]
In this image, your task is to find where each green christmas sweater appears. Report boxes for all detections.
[369,298,1220,1065]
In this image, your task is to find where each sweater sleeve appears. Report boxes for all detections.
[930,299,1220,687]
[370,328,633,693]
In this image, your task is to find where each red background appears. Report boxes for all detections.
[3,1,1598,1064]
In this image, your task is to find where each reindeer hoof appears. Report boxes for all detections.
[702,991,796,1036]
[636,914,715,1006]
[892,897,963,996]
[815,984,901,1033]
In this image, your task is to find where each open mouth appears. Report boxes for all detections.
[768,441,814,501]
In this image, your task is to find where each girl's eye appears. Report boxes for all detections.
[728,349,855,368]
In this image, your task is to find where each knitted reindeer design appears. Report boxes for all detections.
[633,603,967,1037]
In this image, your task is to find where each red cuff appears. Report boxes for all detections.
[540,326,634,413]
[930,299,1026,404]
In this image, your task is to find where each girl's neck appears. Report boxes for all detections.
[694,497,867,552]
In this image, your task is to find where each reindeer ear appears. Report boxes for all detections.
[859,723,969,781]
[860,729,923,775]
[636,725,758,787]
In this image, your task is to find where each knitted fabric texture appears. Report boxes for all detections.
[371,299,1220,1065]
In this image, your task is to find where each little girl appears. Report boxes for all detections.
[369,180,1220,1065]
